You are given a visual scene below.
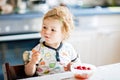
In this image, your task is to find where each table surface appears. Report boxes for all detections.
[18,63,120,80]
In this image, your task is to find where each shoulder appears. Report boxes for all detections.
[62,42,74,50]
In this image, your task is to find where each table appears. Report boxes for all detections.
[18,63,120,80]
[90,63,120,80]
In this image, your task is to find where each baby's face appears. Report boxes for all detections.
[41,17,63,46]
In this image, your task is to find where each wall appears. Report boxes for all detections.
[68,14,120,66]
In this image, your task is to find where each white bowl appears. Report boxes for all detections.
[71,63,96,79]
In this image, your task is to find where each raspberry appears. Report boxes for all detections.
[87,67,91,70]
[75,65,91,70]
[81,66,86,70]
[75,66,82,70]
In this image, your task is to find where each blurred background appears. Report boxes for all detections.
[1,0,120,80]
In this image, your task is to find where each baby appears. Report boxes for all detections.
[23,6,81,76]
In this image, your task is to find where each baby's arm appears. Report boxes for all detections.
[64,58,81,71]
[24,50,40,76]
[24,59,37,76]
[65,44,81,71]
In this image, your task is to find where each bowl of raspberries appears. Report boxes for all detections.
[71,63,96,79]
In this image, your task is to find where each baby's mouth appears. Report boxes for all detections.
[45,36,50,39]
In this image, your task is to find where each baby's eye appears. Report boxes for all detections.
[43,26,47,29]
[51,29,56,32]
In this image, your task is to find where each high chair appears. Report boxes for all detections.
[2,63,28,80]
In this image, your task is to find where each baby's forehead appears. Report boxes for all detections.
[43,19,62,28]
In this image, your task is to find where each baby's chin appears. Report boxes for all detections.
[45,38,54,42]
[44,40,53,44]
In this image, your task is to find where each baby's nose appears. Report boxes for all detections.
[45,29,51,34]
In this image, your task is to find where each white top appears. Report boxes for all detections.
[23,41,81,76]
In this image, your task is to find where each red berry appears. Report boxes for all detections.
[77,66,82,70]
[87,67,91,70]
[74,66,82,70]
[74,65,92,70]
[82,66,86,70]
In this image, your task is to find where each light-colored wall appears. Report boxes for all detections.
[68,14,120,66]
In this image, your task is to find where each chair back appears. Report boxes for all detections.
[2,63,28,80]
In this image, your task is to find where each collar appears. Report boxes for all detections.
[43,41,63,51]
[43,41,63,61]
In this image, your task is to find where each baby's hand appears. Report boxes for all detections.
[31,49,40,64]
[64,62,72,71]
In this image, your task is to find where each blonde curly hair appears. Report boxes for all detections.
[43,6,75,41]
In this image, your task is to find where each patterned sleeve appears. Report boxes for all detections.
[69,44,81,63]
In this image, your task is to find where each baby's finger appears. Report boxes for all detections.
[32,53,39,57]
[32,49,40,54]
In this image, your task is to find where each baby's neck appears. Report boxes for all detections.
[44,42,61,49]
